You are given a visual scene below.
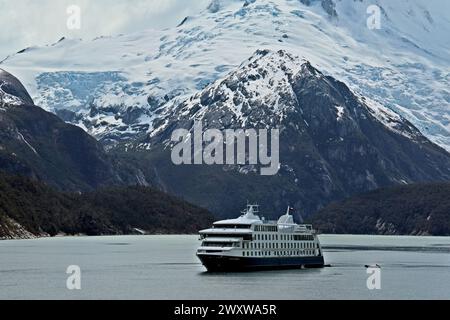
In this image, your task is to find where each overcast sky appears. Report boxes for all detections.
[0,0,210,60]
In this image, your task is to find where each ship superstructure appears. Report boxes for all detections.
[197,205,325,271]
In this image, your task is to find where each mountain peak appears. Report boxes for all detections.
[163,49,308,129]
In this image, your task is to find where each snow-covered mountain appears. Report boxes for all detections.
[127,49,450,218]
[1,0,450,150]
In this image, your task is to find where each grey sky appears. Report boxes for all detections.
[0,0,210,60]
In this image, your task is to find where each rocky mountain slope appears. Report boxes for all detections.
[1,0,449,150]
[0,69,141,190]
[124,49,450,219]
[310,182,450,236]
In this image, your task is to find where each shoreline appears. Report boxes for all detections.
[2,233,449,242]
[0,232,200,242]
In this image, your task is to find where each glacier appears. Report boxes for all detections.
[1,0,449,150]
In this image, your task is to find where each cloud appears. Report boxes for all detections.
[0,0,210,60]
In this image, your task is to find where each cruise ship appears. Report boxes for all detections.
[197,205,325,272]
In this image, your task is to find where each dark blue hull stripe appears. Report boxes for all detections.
[198,254,325,272]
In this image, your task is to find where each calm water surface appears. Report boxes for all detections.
[0,235,449,300]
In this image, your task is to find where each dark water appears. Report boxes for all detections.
[0,235,449,300]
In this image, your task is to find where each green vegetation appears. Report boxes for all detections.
[310,183,450,236]
[0,172,214,239]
